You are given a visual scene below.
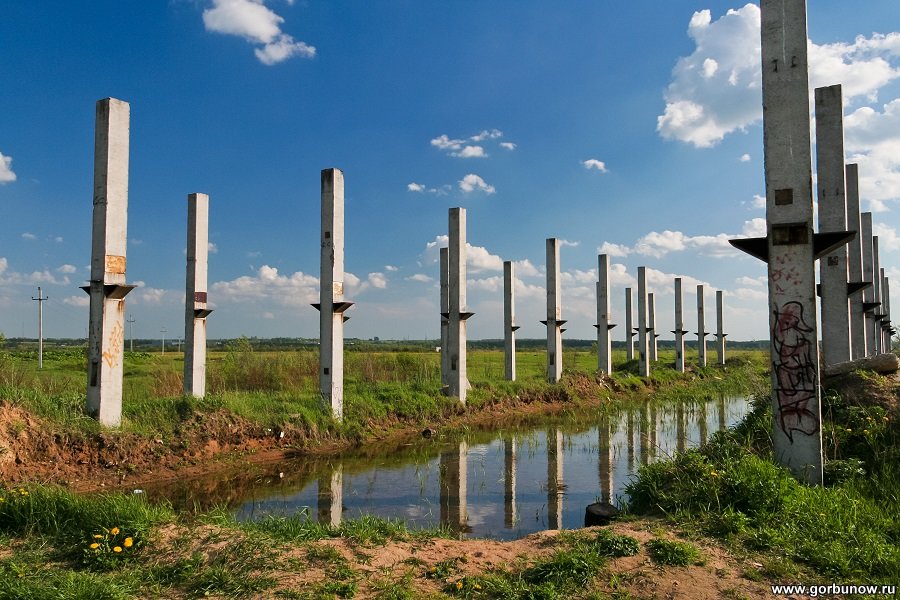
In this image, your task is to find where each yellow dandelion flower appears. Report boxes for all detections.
[124,537,133,548]
[474,583,482,590]
[93,534,103,539]
[863,429,869,434]
[110,527,120,535]
[90,543,100,549]
[113,546,122,553]
[456,581,463,590]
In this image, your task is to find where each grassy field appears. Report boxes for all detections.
[0,343,767,440]
[626,372,900,586]
[2,343,898,595]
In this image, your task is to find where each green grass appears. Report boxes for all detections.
[0,483,453,599]
[626,387,900,582]
[0,344,767,445]
[645,537,702,566]
[440,529,644,599]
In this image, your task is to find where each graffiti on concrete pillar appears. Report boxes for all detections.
[102,321,124,368]
[772,301,818,442]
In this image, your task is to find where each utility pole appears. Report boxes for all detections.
[160,327,167,355]
[126,315,135,352]
[32,286,48,369]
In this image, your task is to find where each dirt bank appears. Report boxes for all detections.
[1,373,627,491]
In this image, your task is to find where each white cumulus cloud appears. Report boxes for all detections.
[657,4,762,148]
[367,272,388,289]
[845,99,900,209]
[406,273,433,283]
[63,295,90,308]
[598,218,766,260]
[202,0,315,65]
[470,129,503,142]
[212,265,319,307]
[657,0,900,214]
[873,222,900,251]
[598,242,630,257]
[458,173,495,194]
[431,130,507,158]
[422,235,502,273]
[583,159,608,172]
[0,152,16,184]
[452,145,487,158]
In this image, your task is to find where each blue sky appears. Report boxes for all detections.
[2,1,900,343]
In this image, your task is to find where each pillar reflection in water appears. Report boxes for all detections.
[676,401,687,454]
[639,403,650,465]
[718,396,727,432]
[439,442,470,534]
[626,410,635,472]
[546,429,564,529]
[650,404,658,461]
[504,436,517,528]
[598,414,613,503]
[698,401,709,445]
[317,463,343,527]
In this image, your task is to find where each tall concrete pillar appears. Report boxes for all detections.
[815,85,852,365]
[448,208,473,402]
[648,292,658,362]
[546,429,564,530]
[846,165,868,359]
[696,285,708,368]
[861,213,877,356]
[883,269,889,349]
[598,414,613,504]
[729,0,827,485]
[715,290,727,366]
[884,276,894,351]
[315,169,353,421]
[873,237,883,354]
[625,287,634,361]
[503,436,517,528]
[504,261,519,381]
[637,267,650,377]
[673,278,687,372]
[317,464,343,527]
[439,442,468,533]
[440,248,450,388]
[542,238,565,383]
[595,254,614,374]
[84,98,135,427]
[184,193,212,398]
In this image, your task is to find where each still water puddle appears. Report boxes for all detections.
[145,397,748,540]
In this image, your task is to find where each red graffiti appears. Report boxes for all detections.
[772,301,819,442]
